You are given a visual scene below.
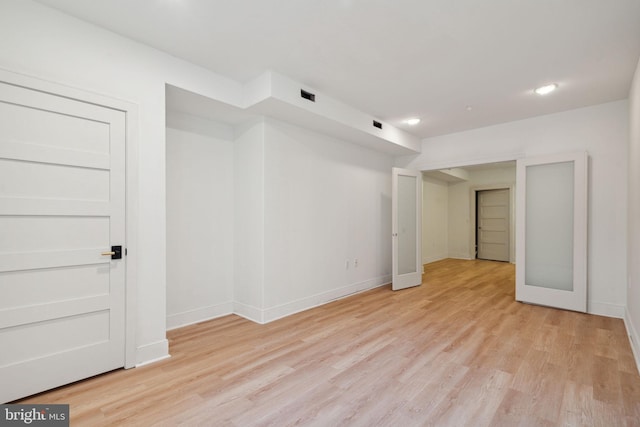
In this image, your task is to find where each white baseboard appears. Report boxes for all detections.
[262,275,391,323]
[136,339,170,367]
[422,255,448,264]
[166,301,234,331]
[165,276,391,329]
[624,310,640,375]
[449,255,474,261]
[233,301,265,324]
[587,301,625,318]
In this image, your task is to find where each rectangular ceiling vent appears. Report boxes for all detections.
[300,89,316,102]
[373,120,383,129]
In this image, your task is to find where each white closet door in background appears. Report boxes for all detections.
[477,189,510,262]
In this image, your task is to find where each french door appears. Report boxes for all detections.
[515,152,588,312]
[392,167,422,290]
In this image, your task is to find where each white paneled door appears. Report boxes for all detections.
[516,152,588,312]
[392,168,422,290]
[0,79,126,402]
[477,189,510,262]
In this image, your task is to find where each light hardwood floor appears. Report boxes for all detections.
[18,259,640,426]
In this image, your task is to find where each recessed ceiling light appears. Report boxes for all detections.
[404,118,421,125]
[534,83,558,95]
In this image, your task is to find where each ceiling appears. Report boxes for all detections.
[35,0,640,138]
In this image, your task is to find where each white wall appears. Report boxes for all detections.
[422,176,449,264]
[166,115,393,325]
[397,100,629,317]
[262,118,393,321]
[627,57,640,370]
[165,114,235,330]
[233,120,266,321]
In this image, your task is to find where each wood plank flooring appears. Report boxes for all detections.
[17,259,640,426]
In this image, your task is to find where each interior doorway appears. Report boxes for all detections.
[476,189,510,262]
[421,161,516,264]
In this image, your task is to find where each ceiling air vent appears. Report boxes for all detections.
[300,89,315,102]
[373,120,383,129]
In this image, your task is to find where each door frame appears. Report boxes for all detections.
[471,184,515,262]
[0,68,139,368]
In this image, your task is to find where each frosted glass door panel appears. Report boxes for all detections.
[398,174,417,275]
[525,162,574,291]
[515,152,587,313]
[392,167,422,291]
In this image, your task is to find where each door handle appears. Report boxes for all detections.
[101,246,122,260]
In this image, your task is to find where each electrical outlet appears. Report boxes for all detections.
[354,259,359,267]
[345,260,349,269]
